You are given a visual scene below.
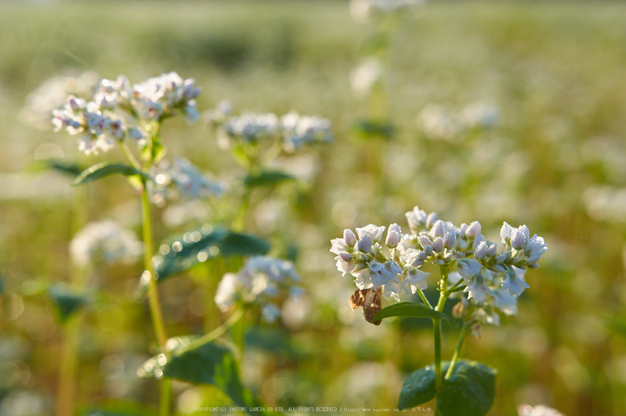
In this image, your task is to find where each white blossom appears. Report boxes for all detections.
[70,221,142,267]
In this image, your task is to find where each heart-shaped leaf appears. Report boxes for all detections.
[373,302,458,326]
[437,360,497,416]
[72,162,149,186]
[398,362,449,410]
[48,284,88,324]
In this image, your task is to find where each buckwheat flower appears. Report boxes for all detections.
[466,221,482,238]
[280,111,334,152]
[70,221,142,267]
[384,275,403,301]
[405,206,431,232]
[502,266,530,296]
[385,223,402,248]
[20,70,99,130]
[152,158,225,202]
[525,234,548,266]
[442,231,456,249]
[215,273,239,311]
[344,229,358,247]
[221,112,279,146]
[215,256,301,323]
[474,240,488,260]
[464,274,492,304]
[369,260,402,288]
[357,236,372,253]
[403,268,430,293]
[491,289,518,316]
[457,259,482,283]
[356,224,386,244]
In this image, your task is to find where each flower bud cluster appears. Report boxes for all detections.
[215,256,302,323]
[150,157,225,205]
[70,221,142,267]
[51,72,200,155]
[206,102,334,153]
[331,224,431,301]
[330,205,548,329]
[280,111,334,152]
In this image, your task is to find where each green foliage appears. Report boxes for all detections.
[72,162,148,186]
[153,226,270,282]
[437,360,497,416]
[397,362,443,410]
[398,360,496,416]
[352,119,395,140]
[29,159,84,176]
[163,342,261,414]
[47,284,88,324]
[243,169,297,188]
[373,302,458,326]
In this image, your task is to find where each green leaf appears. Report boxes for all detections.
[398,362,446,410]
[48,284,88,324]
[352,119,395,140]
[437,360,497,416]
[159,342,261,414]
[72,162,148,186]
[219,231,272,256]
[373,302,458,327]
[243,170,296,188]
[152,225,270,282]
[29,159,84,176]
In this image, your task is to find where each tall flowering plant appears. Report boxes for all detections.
[47,70,332,416]
[331,205,548,415]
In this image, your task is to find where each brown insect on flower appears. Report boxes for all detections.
[349,287,383,325]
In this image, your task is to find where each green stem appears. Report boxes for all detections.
[186,308,245,352]
[417,289,433,309]
[232,189,251,232]
[141,185,168,348]
[56,186,89,416]
[434,266,450,394]
[433,293,448,393]
[119,140,142,170]
[140,183,170,416]
[445,319,471,380]
[160,379,171,416]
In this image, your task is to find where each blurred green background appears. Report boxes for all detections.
[2,1,626,415]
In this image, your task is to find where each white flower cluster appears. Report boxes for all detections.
[350,0,425,23]
[19,70,99,130]
[330,206,548,327]
[417,103,498,141]
[51,72,201,155]
[214,256,302,323]
[70,221,142,267]
[206,101,334,153]
[151,157,225,205]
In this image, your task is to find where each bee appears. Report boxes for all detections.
[349,287,383,325]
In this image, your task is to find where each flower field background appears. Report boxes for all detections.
[1,1,626,415]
